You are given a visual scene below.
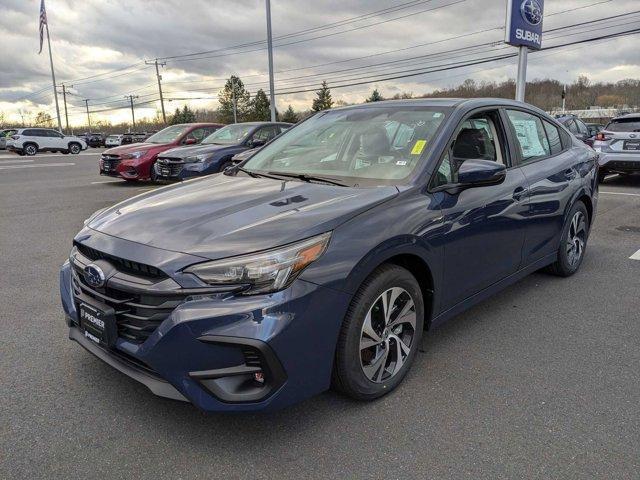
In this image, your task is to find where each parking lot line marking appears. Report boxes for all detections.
[630,249,640,261]
[0,162,75,170]
[600,191,640,198]
[0,159,34,164]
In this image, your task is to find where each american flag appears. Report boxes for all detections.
[38,0,47,54]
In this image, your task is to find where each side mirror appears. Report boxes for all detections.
[455,159,506,190]
[184,137,197,145]
[249,138,266,148]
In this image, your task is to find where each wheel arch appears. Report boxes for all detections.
[341,236,439,330]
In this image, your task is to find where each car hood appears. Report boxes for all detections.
[88,174,398,260]
[160,143,238,159]
[103,142,170,155]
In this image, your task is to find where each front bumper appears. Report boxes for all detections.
[154,159,205,181]
[60,259,351,412]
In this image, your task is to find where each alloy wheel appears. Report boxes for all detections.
[566,211,586,267]
[359,287,417,383]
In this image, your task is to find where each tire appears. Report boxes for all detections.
[68,142,81,154]
[150,161,159,182]
[219,160,232,173]
[333,264,424,400]
[23,143,38,156]
[546,201,589,277]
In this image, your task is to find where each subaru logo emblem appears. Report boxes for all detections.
[84,264,106,288]
[520,0,543,26]
[630,134,637,138]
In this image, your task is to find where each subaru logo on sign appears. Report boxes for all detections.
[84,264,106,288]
[521,0,543,26]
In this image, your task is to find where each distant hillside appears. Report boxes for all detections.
[420,76,640,111]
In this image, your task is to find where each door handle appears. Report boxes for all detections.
[512,186,527,201]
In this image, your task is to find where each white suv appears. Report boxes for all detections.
[7,128,87,156]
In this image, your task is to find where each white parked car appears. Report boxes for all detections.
[105,134,123,147]
[7,128,87,156]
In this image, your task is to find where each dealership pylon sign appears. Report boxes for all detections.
[505,0,544,49]
[505,0,544,101]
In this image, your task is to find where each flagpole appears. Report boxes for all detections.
[45,22,63,133]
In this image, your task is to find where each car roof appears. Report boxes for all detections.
[611,113,640,121]
[328,97,551,116]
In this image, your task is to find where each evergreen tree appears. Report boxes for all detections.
[366,89,384,102]
[281,105,298,123]
[170,105,196,124]
[249,89,271,121]
[218,75,251,123]
[312,81,333,111]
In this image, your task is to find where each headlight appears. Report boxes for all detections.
[183,154,209,163]
[185,232,331,294]
[122,150,147,159]
[84,207,108,226]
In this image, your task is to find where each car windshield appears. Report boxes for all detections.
[202,124,255,145]
[145,125,191,143]
[606,119,640,132]
[242,106,448,186]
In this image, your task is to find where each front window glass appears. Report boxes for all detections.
[202,124,255,145]
[145,125,191,144]
[242,107,448,186]
[605,119,640,132]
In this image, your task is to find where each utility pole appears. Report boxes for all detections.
[125,95,139,130]
[84,99,91,131]
[265,0,276,121]
[515,46,528,102]
[231,76,238,123]
[61,84,69,133]
[146,59,167,123]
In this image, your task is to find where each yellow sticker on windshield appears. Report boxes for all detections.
[411,140,427,155]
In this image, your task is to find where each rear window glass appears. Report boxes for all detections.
[605,119,640,132]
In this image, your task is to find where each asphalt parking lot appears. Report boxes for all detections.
[1,150,639,479]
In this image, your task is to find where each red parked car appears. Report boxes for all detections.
[99,123,222,181]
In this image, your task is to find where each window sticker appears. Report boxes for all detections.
[396,160,408,166]
[411,139,427,155]
[510,119,546,157]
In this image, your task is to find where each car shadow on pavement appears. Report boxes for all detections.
[601,173,640,187]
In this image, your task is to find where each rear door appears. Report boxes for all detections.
[504,109,584,264]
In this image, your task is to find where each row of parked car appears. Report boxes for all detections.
[99,121,291,182]
[78,132,157,148]
[556,113,640,181]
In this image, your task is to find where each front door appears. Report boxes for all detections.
[431,109,530,309]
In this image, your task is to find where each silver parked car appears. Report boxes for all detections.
[594,113,640,182]
[0,129,18,150]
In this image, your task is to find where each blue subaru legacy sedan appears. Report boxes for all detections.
[60,98,598,412]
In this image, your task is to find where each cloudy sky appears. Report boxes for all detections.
[1,0,638,126]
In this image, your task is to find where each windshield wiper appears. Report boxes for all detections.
[235,166,287,181]
[266,171,349,187]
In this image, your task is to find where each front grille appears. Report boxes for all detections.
[242,346,263,369]
[75,242,166,279]
[71,247,187,343]
[101,154,121,170]
[156,157,184,177]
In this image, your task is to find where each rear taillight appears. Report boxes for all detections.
[595,133,610,141]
